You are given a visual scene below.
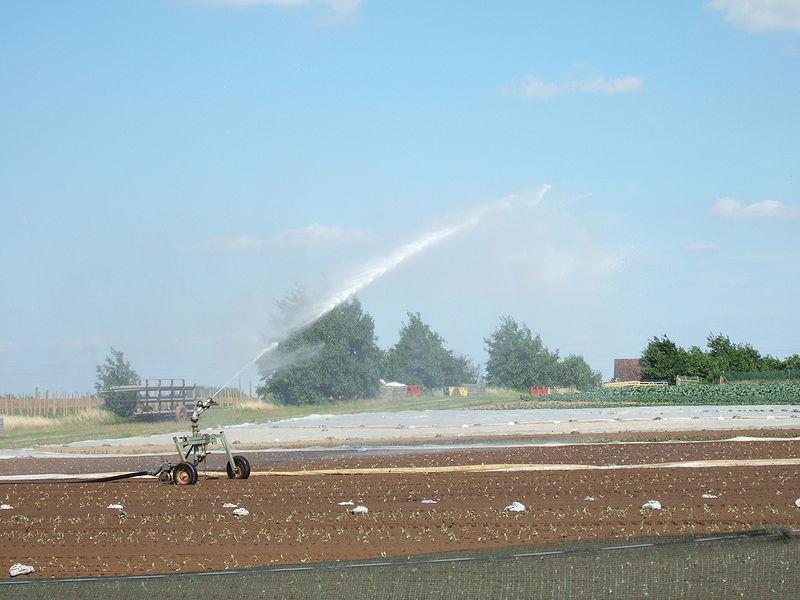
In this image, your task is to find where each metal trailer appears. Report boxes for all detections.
[100,379,204,421]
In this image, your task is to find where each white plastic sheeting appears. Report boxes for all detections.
[642,500,662,510]
[504,501,526,512]
[9,563,35,577]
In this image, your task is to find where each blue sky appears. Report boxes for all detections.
[1,0,799,392]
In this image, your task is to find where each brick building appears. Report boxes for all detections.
[613,358,642,382]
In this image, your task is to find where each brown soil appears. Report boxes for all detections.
[6,437,800,476]
[2,443,800,579]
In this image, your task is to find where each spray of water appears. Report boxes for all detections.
[210,195,521,399]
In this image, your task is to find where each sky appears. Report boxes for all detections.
[1,0,799,393]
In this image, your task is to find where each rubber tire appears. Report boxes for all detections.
[173,462,198,485]
[226,455,251,480]
[175,404,188,422]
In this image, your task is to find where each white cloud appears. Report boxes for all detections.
[507,74,642,99]
[192,0,362,17]
[683,240,719,252]
[711,197,800,219]
[708,0,800,32]
[197,223,376,252]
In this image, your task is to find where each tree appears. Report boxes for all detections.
[257,298,383,405]
[640,333,788,383]
[383,312,479,388]
[684,345,716,382]
[484,317,560,389]
[783,354,800,370]
[640,335,689,383]
[556,354,602,390]
[707,333,762,376]
[96,347,140,418]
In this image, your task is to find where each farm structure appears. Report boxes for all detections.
[613,358,642,382]
[100,379,203,420]
[99,379,256,419]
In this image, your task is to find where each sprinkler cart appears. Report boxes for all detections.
[148,395,251,485]
[101,384,251,485]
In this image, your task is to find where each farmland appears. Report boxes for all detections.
[3,439,800,579]
[3,384,800,450]
[524,383,800,405]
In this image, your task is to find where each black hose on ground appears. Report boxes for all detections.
[0,470,151,485]
[77,470,151,483]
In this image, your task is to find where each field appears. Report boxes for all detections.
[3,438,800,579]
[517,383,800,405]
[3,384,800,449]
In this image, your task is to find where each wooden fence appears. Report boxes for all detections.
[602,380,669,389]
[1,389,102,417]
[1,381,259,418]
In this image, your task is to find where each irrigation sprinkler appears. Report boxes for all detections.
[100,383,251,485]
[147,396,251,485]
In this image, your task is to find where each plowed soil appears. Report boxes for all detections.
[5,437,800,475]
[3,439,800,579]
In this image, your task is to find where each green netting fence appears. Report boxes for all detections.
[726,369,800,383]
[2,528,797,600]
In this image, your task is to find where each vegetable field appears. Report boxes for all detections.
[549,383,800,405]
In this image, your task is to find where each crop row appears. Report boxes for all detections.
[550,383,800,405]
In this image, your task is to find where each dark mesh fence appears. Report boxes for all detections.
[2,528,797,599]
[726,369,800,382]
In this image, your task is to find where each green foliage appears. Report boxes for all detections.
[383,312,479,388]
[257,298,383,405]
[707,333,762,377]
[641,333,795,383]
[95,347,140,418]
[484,316,600,391]
[641,336,688,383]
[549,383,800,405]
[725,368,800,383]
[557,354,603,390]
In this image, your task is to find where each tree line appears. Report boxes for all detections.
[258,299,601,405]
[641,333,800,383]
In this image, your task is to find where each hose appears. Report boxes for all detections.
[76,470,151,483]
[0,470,151,485]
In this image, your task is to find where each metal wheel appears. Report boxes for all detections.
[226,455,251,480]
[173,462,198,485]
